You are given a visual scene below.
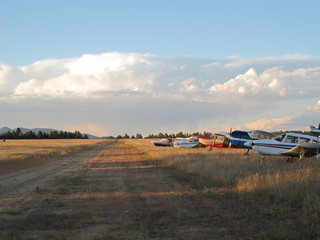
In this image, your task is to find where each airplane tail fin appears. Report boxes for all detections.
[310,124,320,134]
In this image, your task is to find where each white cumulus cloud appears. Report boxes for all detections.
[0,63,12,90]
[1,52,320,135]
[0,53,319,105]
[243,117,293,130]
[308,100,320,112]
[10,52,156,99]
[207,66,320,103]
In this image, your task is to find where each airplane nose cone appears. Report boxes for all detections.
[244,141,253,148]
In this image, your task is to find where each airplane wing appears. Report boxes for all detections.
[283,143,320,158]
[249,130,276,139]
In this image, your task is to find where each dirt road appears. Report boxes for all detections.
[0,140,254,239]
[0,144,111,200]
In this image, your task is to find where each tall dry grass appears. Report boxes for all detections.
[126,139,320,237]
[0,139,111,163]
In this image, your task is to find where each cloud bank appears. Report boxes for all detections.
[0,52,319,135]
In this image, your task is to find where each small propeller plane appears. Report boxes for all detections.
[310,123,320,134]
[229,129,275,149]
[244,130,320,161]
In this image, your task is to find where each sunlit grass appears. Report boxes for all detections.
[126,139,320,189]
[0,139,111,163]
[125,139,320,237]
[2,138,319,238]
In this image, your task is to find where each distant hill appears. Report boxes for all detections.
[0,127,99,139]
[26,128,59,134]
[0,127,11,134]
[84,134,100,139]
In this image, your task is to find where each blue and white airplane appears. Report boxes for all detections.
[228,130,275,149]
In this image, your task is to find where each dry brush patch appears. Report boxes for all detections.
[126,139,320,239]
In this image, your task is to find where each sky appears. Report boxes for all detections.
[0,0,320,137]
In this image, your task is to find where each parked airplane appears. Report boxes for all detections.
[173,136,200,148]
[310,123,320,134]
[198,130,274,151]
[244,132,320,161]
[198,133,230,149]
[152,138,174,147]
[229,130,275,149]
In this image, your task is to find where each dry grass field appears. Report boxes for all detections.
[0,139,109,175]
[0,139,320,239]
[128,139,320,239]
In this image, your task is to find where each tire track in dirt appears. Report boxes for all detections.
[0,141,116,200]
[72,141,233,239]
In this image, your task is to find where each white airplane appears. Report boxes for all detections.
[173,136,200,148]
[310,124,320,134]
[244,131,320,161]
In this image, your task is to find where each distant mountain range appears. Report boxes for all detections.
[0,127,99,139]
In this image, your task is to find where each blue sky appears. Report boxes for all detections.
[2,0,320,65]
[0,0,320,136]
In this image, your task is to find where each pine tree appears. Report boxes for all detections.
[136,133,143,139]
[37,131,43,139]
[124,133,130,139]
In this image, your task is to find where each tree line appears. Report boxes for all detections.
[108,130,318,140]
[105,131,213,139]
[145,131,212,139]
[0,128,88,139]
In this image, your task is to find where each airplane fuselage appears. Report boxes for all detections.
[245,132,319,158]
[250,139,297,156]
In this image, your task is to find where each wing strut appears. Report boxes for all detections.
[299,148,305,161]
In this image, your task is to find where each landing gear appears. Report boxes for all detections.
[244,148,250,156]
[299,149,305,161]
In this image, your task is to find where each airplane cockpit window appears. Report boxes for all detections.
[284,135,298,143]
[274,134,285,142]
[242,132,251,139]
[231,131,241,138]
[299,137,310,143]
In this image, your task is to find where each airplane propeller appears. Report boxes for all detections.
[243,141,254,156]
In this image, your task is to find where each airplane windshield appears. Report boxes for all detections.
[250,131,274,139]
[274,134,286,142]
